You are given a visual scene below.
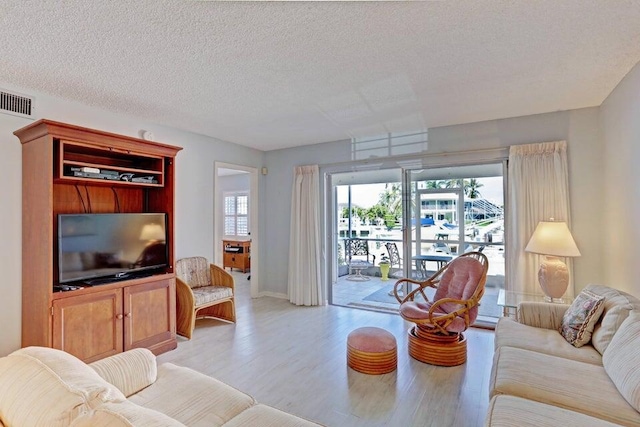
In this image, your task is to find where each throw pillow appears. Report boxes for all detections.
[559,290,606,347]
[602,312,640,412]
[585,284,640,354]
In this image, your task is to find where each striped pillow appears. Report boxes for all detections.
[603,312,640,412]
[560,290,605,347]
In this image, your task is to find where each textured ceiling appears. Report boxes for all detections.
[2,1,640,151]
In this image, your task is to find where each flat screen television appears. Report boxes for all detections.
[57,213,168,284]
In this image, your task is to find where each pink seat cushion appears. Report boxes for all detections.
[347,327,397,353]
[400,256,484,333]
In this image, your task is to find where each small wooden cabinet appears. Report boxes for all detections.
[52,277,176,363]
[223,240,251,273]
[15,119,182,362]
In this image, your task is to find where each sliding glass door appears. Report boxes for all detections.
[329,169,406,312]
[328,161,505,323]
[408,164,505,322]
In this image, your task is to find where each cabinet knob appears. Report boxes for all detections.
[116,314,123,320]
[125,313,132,318]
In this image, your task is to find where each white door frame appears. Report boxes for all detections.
[214,161,259,298]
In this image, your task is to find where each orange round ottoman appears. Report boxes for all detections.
[347,327,397,374]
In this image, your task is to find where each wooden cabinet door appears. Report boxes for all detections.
[123,278,176,353]
[52,289,123,363]
[223,252,235,269]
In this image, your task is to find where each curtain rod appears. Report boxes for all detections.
[318,146,509,169]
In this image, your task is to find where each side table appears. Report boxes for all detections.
[347,261,372,281]
[497,289,573,317]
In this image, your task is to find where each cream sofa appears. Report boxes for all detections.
[485,284,640,426]
[0,346,321,427]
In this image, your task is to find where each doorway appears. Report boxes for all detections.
[214,162,259,297]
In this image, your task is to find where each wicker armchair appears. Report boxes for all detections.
[393,252,488,366]
[175,257,236,339]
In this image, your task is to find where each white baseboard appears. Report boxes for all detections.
[257,291,288,299]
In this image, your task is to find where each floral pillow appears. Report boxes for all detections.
[560,290,606,347]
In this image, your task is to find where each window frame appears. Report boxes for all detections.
[223,191,249,237]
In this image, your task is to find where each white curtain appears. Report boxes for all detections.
[288,165,324,306]
[506,141,573,296]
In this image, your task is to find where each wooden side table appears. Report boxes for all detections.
[223,240,251,273]
[347,260,371,281]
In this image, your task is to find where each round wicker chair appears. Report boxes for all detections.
[393,252,489,366]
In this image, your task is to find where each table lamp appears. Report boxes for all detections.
[525,220,581,302]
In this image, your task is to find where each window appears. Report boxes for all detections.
[224,192,249,236]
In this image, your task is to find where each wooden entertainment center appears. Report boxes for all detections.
[15,120,182,363]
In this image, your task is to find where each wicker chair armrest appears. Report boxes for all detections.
[211,264,235,291]
[176,277,195,306]
[426,297,477,333]
[90,348,157,397]
[428,297,469,318]
[394,278,423,303]
[517,301,569,330]
[395,278,439,303]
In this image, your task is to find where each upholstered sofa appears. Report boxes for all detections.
[485,284,640,426]
[0,346,321,426]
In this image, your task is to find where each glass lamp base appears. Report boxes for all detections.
[543,296,566,304]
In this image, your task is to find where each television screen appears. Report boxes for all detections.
[58,213,168,284]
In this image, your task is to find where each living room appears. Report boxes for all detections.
[1,2,640,426]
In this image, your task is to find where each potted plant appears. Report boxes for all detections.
[379,254,391,281]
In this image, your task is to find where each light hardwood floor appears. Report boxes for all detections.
[157,273,495,427]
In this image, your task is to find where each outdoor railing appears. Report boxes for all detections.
[337,235,504,287]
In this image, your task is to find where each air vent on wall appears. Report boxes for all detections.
[0,89,35,119]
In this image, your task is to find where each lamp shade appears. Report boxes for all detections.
[139,223,165,242]
[525,221,581,257]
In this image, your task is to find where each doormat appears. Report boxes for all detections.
[363,285,502,318]
[363,285,436,304]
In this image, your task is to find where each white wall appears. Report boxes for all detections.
[0,113,26,358]
[262,108,604,297]
[0,82,264,356]
[601,61,640,294]
[262,140,351,296]
[219,173,251,193]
